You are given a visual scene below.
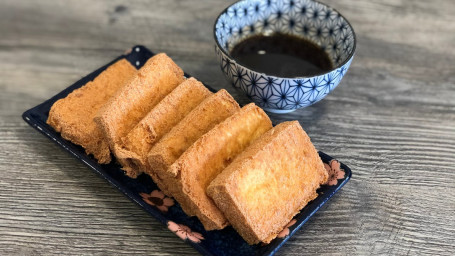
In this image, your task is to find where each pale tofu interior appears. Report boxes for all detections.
[235,151,301,219]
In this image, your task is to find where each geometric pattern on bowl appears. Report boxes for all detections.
[214,0,356,113]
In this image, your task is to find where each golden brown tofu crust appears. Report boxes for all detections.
[167,103,272,230]
[146,89,240,196]
[117,78,212,178]
[207,121,328,244]
[94,53,184,172]
[47,59,137,164]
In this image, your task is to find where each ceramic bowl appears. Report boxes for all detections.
[214,0,356,113]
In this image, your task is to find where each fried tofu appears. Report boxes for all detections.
[207,121,328,244]
[47,59,137,164]
[117,77,212,178]
[146,89,240,195]
[167,103,272,230]
[94,53,184,166]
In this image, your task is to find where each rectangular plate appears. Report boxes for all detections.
[22,45,351,256]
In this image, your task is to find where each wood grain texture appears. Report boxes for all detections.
[1,0,454,255]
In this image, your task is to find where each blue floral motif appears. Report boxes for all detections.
[302,0,318,20]
[323,71,338,91]
[289,79,308,104]
[308,19,326,41]
[285,0,301,13]
[232,64,248,88]
[215,0,355,112]
[243,70,263,97]
[322,18,339,38]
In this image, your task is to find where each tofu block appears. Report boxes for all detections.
[146,89,240,195]
[47,59,137,164]
[167,103,272,230]
[207,121,328,244]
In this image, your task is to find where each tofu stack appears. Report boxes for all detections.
[118,77,212,178]
[165,103,272,230]
[47,53,329,245]
[94,54,185,173]
[146,89,240,195]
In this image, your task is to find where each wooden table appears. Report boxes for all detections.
[1,0,454,255]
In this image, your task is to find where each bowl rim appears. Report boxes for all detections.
[213,0,357,80]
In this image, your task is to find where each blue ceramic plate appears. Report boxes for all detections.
[22,45,351,256]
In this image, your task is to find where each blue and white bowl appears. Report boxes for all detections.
[214,0,356,113]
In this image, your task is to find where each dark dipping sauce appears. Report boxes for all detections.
[230,33,333,77]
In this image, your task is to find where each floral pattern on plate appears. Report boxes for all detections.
[140,190,174,213]
[168,221,205,243]
[324,159,346,186]
[277,219,297,239]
